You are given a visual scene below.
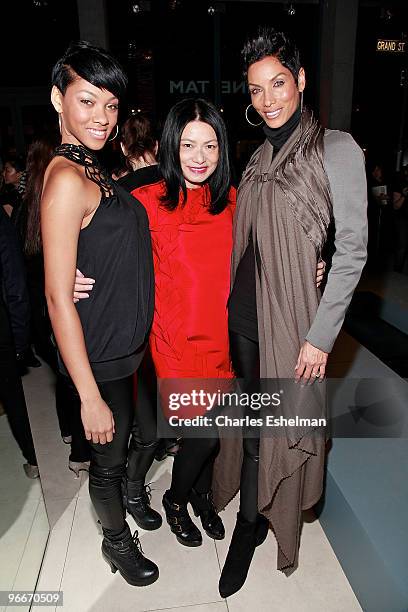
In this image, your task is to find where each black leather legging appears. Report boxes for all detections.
[229,331,261,523]
[87,375,147,532]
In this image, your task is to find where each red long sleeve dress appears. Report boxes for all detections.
[131,181,236,385]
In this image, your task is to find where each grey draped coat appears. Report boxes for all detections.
[212,114,368,573]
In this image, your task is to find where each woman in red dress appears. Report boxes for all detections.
[131,99,235,546]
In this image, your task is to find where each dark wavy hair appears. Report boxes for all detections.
[159,98,231,214]
[4,152,26,173]
[241,27,301,82]
[24,134,59,257]
[121,113,157,170]
[51,40,128,100]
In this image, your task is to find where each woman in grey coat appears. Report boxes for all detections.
[213,26,368,597]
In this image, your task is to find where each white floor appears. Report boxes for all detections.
[20,361,362,612]
[0,415,49,612]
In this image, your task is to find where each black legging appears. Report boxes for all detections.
[170,433,220,504]
[85,375,138,534]
[229,330,261,523]
[0,308,37,466]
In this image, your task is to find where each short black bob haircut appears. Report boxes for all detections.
[51,40,128,101]
[159,98,231,215]
[241,27,301,83]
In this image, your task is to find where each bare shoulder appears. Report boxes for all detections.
[43,157,86,194]
[42,157,88,214]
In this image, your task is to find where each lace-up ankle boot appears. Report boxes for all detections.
[123,478,162,531]
[102,523,159,586]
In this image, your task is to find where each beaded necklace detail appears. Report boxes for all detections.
[53,143,114,198]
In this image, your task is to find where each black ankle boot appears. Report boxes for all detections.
[162,490,202,547]
[155,438,181,461]
[219,512,258,598]
[255,513,269,547]
[123,479,162,531]
[189,488,225,540]
[101,523,159,586]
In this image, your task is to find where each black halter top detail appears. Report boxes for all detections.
[54,143,114,198]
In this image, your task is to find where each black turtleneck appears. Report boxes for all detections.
[228,106,302,342]
[262,104,301,155]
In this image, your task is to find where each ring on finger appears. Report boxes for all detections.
[312,372,321,378]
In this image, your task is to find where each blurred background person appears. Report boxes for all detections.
[392,159,408,274]
[0,205,38,478]
[0,153,26,221]
[366,158,392,267]
[117,112,160,191]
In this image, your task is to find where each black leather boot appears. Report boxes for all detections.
[255,513,269,547]
[155,438,181,461]
[162,490,202,547]
[123,479,162,531]
[218,512,259,598]
[101,523,159,586]
[189,488,225,540]
[125,438,162,530]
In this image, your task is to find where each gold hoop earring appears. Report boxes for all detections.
[58,113,62,134]
[108,125,119,142]
[245,104,263,127]
[300,91,304,113]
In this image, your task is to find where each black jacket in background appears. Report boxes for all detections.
[117,165,161,193]
[0,207,30,353]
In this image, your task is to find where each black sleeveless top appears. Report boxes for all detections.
[54,144,154,382]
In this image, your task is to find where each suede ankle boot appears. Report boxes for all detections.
[219,512,258,598]
[255,513,269,547]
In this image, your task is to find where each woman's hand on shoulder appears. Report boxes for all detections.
[295,340,328,384]
[81,395,115,444]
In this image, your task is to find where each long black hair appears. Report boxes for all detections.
[159,98,231,215]
[51,40,128,101]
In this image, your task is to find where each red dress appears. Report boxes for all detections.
[131,181,236,381]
